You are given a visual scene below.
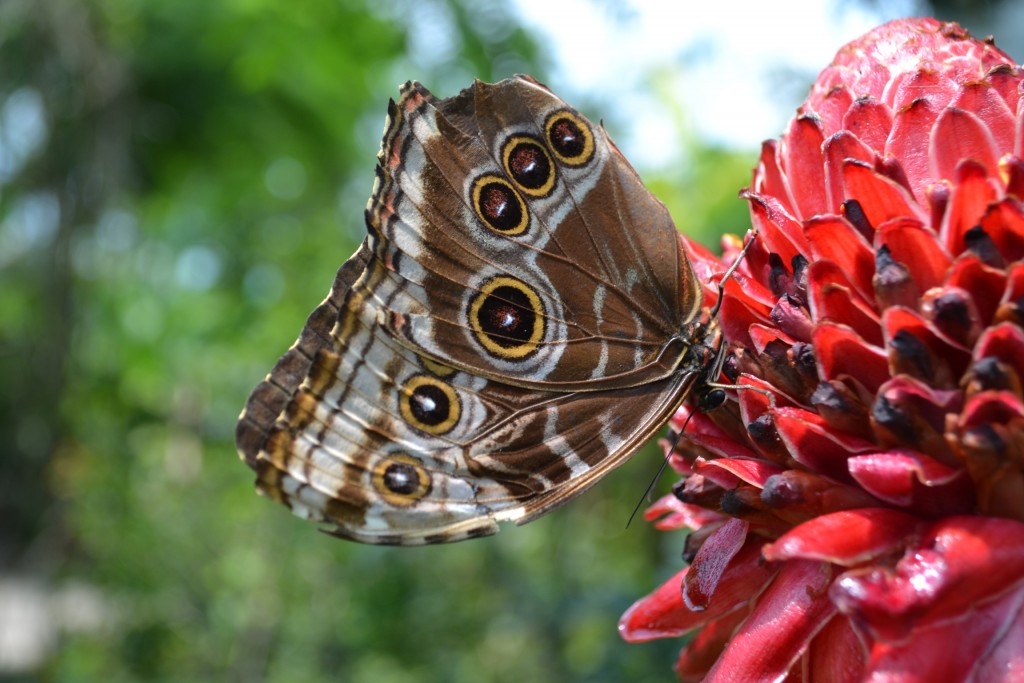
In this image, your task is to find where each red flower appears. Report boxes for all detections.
[620,18,1024,682]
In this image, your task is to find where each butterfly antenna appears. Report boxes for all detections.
[708,227,759,320]
[625,417,692,529]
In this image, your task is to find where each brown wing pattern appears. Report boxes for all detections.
[235,77,709,544]
[368,76,701,389]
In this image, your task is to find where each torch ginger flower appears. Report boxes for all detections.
[620,17,1024,682]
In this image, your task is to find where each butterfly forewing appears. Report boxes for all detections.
[373,76,701,389]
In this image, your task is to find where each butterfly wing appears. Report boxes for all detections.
[369,76,702,390]
[236,77,708,544]
[237,243,700,544]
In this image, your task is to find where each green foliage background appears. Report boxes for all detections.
[1,1,758,681]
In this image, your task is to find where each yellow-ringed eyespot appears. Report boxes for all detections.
[399,375,461,435]
[544,110,595,166]
[471,175,529,235]
[372,453,431,507]
[502,135,556,197]
[468,276,545,359]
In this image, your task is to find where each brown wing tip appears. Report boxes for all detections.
[234,243,371,470]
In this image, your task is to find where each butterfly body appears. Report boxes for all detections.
[237,76,717,544]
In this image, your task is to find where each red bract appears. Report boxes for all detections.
[621,18,1024,682]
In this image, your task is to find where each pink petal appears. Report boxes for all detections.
[847,449,973,514]
[692,457,744,490]
[960,389,1024,428]
[804,214,877,304]
[873,376,964,463]
[881,306,972,385]
[979,197,1024,264]
[843,160,928,228]
[972,321,1024,379]
[1000,262,1024,324]
[930,108,1001,183]
[675,608,750,683]
[668,402,731,439]
[755,139,794,212]
[988,64,1023,119]
[813,322,891,395]
[927,179,951,232]
[864,584,1024,682]
[878,373,963,416]
[950,81,1016,156]
[772,404,878,482]
[886,97,941,201]
[704,457,785,489]
[619,567,693,642]
[945,255,1007,326]
[682,233,727,303]
[940,160,999,257]
[763,508,923,566]
[619,540,776,641]
[876,154,917,197]
[968,584,1024,682]
[807,616,867,683]
[1002,155,1024,200]
[644,494,724,531]
[733,225,773,288]
[807,81,854,137]
[831,516,1024,642]
[806,261,883,346]
[685,429,760,462]
[744,191,813,264]
[770,295,815,342]
[749,323,797,353]
[889,68,955,115]
[823,131,878,214]
[819,38,892,95]
[843,96,893,155]
[761,470,882,518]
[684,519,750,610]
[736,373,798,424]
[874,219,952,293]
[703,560,837,683]
[717,275,775,350]
[784,114,828,219]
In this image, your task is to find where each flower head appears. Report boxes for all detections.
[621,18,1024,682]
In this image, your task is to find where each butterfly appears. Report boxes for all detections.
[236,75,725,545]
